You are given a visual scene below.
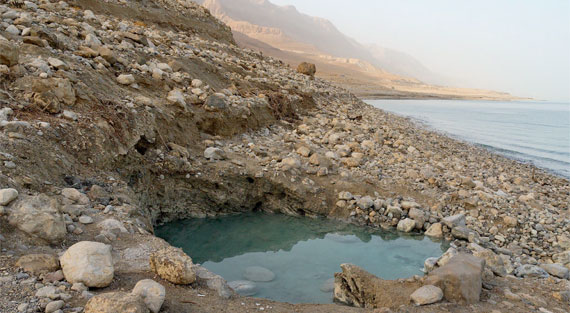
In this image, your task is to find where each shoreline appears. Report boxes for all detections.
[0,0,568,313]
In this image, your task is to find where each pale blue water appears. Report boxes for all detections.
[367,100,570,179]
[156,213,447,304]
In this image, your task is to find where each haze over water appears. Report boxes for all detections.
[367,100,570,179]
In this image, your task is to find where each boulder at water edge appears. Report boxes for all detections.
[84,292,148,313]
[149,246,196,284]
[425,253,485,303]
[60,241,114,287]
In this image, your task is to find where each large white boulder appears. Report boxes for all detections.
[60,241,114,287]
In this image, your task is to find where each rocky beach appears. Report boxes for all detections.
[0,0,569,312]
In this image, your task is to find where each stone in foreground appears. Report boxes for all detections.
[131,279,166,313]
[334,263,421,309]
[425,253,485,303]
[60,241,114,287]
[397,218,416,233]
[149,246,196,284]
[410,285,443,305]
[84,292,149,313]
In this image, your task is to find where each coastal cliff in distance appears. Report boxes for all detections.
[198,0,520,100]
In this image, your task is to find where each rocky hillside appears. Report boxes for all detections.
[0,0,568,313]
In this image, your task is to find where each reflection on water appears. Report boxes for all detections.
[156,213,447,304]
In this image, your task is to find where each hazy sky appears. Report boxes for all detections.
[271,0,570,101]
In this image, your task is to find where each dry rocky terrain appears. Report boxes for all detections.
[0,0,568,313]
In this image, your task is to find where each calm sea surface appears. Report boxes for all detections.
[367,100,570,179]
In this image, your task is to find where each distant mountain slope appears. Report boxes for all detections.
[197,0,442,84]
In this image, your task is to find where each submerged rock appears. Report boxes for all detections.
[243,266,275,282]
[228,280,257,296]
[320,278,335,293]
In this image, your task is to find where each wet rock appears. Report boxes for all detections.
[0,188,18,205]
[425,253,485,303]
[243,266,275,282]
[397,218,416,233]
[539,264,568,279]
[150,247,196,284]
[16,254,59,275]
[204,147,226,160]
[514,264,549,278]
[410,285,443,305]
[131,279,165,313]
[84,292,148,313]
[60,241,114,287]
[425,223,443,238]
[0,40,19,66]
[8,194,67,243]
[228,280,257,296]
[297,62,316,77]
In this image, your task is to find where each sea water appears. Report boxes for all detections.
[367,100,570,179]
[156,213,447,304]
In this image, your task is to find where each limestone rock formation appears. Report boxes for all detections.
[410,285,443,305]
[16,254,59,275]
[60,241,114,287]
[425,253,485,303]
[8,194,67,243]
[149,247,196,284]
[84,292,149,313]
[131,279,166,313]
[333,263,420,309]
